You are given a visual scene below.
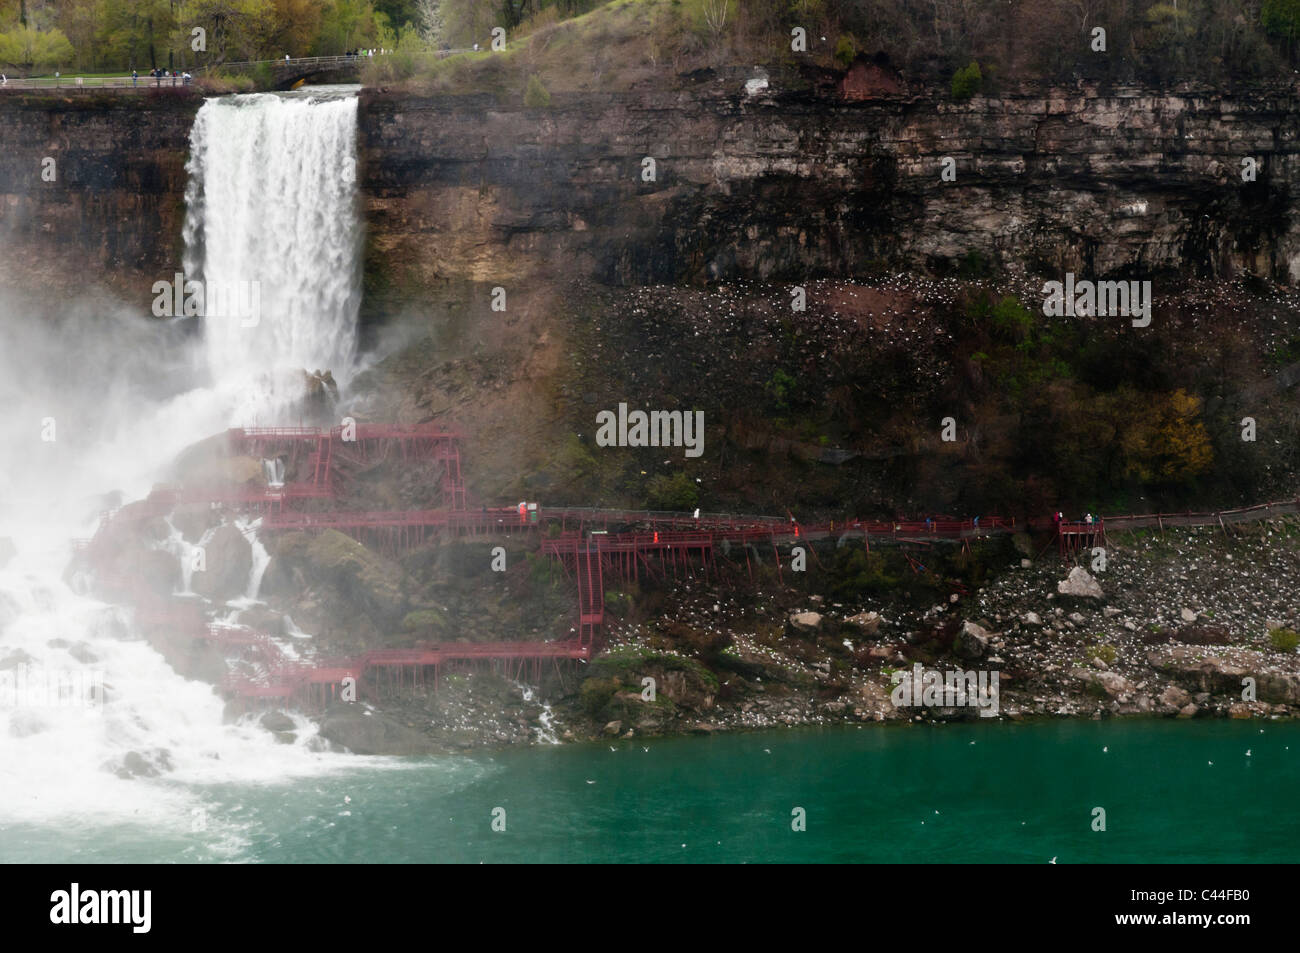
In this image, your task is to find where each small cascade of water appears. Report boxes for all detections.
[159,519,219,596]
[521,686,561,745]
[241,520,272,602]
[262,458,286,487]
[283,615,314,640]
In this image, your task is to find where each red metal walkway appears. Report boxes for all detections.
[79,419,1300,708]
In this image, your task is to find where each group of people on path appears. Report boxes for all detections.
[1052,510,1098,527]
[132,68,191,87]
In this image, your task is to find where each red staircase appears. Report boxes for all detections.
[576,538,604,647]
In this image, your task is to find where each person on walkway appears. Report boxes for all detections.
[131,70,137,86]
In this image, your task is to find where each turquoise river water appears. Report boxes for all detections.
[2,720,1295,863]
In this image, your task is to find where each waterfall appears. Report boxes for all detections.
[183,88,362,422]
[263,458,286,487]
[0,86,369,839]
[243,521,272,602]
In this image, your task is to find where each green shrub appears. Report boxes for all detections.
[1269,627,1299,652]
[1087,643,1117,664]
[604,589,632,617]
[402,608,448,634]
[252,61,274,90]
[579,677,620,716]
[951,60,982,100]
[646,471,699,510]
[834,34,857,68]
[524,74,551,107]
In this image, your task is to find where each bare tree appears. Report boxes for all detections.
[703,0,732,40]
[416,0,445,48]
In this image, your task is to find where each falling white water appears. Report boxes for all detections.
[263,457,286,487]
[521,686,561,745]
[183,86,362,422]
[0,86,382,846]
[244,521,272,601]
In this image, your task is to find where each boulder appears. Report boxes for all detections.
[1258,673,1300,706]
[1180,608,1198,623]
[954,621,990,660]
[260,710,297,744]
[191,523,253,602]
[1022,611,1042,626]
[318,704,439,755]
[787,611,824,636]
[1176,703,1199,719]
[842,611,882,636]
[602,720,623,736]
[1057,567,1105,600]
[260,710,296,733]
[66,642,99,664]
[171,503,219,544]
[1094,671,1135,698]
[0,648,36,670]
[1159,685,1191,709]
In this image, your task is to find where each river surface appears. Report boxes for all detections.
[3,720,1294,863]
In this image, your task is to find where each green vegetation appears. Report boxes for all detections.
[827,545,900,599]
[0,22,71,69]
[950,60,981,100]
[523,72,550,106]
[1087,643,1118,665]
[4,0,1300,84]
[1269,627,1299,652]
[765,368,797,412]
[587,646,719,692]
[579,676,619,715]
[833,33,856,68]
[0,0,430,73]
[646,471,698,510]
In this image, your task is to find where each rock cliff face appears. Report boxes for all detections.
[2,79,1300,305]
[357,78,1300,310]
[0,91,200,298]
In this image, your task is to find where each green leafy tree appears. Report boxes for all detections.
[0,23,73,69]
[1262,0,1300,41]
